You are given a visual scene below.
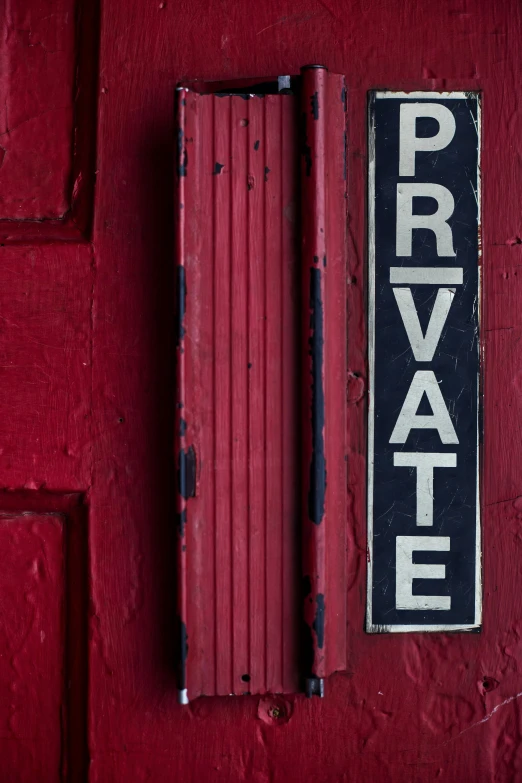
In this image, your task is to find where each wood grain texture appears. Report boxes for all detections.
[2,0,515,779]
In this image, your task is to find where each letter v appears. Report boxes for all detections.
[392,287,455,362]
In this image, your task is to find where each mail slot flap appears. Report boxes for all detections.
[175,69,347,701]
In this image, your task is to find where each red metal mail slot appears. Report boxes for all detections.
[175,67,347,701]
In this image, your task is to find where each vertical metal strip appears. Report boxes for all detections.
[264,95,284,693]
[281,96,300,693]
[175,87,189,705]
[214,95,233,695]
[300,66,328,695]
[230,97,249,692]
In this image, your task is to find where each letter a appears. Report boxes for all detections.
[389,370,458,444]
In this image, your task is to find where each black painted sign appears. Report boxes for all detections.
[367,91,481,632]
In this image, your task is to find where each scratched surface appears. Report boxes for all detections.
[0,0,522,780]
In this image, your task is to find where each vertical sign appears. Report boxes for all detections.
[367,92,481,632]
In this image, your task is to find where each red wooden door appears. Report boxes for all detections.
[2,1,522,781]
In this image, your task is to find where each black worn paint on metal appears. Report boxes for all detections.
[177,128,187,177]
[178,445,196,500]
[177,617,188,689]
[179,418,187,437]
[176,265,186,347]
[177,508,187,538]
[305,677,325,698]
[308,267,326,525]
[311,91,319,120]
[213,162,224,175]
[264,166,271,181]
[254,139,260,151]
[312,594,325,649]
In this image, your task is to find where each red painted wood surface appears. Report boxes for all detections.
[0,0,98,241]
[0,494,87,782]
[1,0,522,780]
[0,0,75,218]
[0,514,64,780]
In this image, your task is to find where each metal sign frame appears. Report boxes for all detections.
[367,91,482,633]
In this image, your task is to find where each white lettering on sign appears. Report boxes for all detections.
[399,103,456,176]
[396,183,456,257]
[389,370,459,444]
[393,452,457,526]
[367,91,481,633]
[390,268,463,285]
[396,536,451,611]
[393,287,455,362]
